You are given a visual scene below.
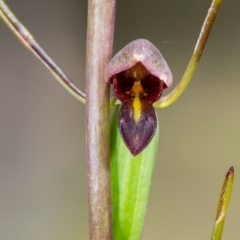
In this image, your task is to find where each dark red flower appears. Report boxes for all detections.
[106,39,172,156]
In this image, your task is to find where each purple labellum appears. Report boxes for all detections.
[118,99,157,156]
[106,39,172,156]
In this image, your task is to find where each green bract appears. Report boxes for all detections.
[110,105,159,240]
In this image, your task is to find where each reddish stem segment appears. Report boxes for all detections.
[85,0,116,239]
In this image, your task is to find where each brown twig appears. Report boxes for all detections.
[85,0,116,239]
[0,0,86,103]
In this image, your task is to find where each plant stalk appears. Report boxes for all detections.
[0,0,86,103]
[85,0,116,239]
[154,0,223,108]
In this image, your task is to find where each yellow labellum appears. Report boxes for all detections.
[129,81,147,123]
[133,96,141,123]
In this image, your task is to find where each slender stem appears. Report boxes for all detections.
[85,0,116,239]
[154,0,223,108]
[0,0,86,103]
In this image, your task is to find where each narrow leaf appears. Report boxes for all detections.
[211,167,234,240]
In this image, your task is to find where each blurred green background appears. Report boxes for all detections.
[0,0,240,239]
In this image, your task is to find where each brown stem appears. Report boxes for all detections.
[0,0,85,103]
[85,0,116,239]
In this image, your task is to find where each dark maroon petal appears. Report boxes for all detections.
[112,65,165,104]
[142,78,164,103]
[112,76,130,102]
[118,99,157,156]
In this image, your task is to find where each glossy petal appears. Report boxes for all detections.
[119,99,157,156]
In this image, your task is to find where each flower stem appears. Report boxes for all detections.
[154,0,223,108]
[85,0,116,239]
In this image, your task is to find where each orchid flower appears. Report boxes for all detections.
[0,0,234,240]
[106,39,172,155]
